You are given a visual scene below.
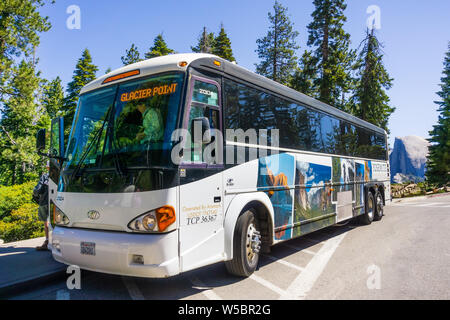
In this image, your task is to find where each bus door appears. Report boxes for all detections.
[178,76,225,272]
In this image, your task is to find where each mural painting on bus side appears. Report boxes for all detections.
[364,160,372,182]
[292,158,334,238]
[257,153,295,240]
[331,157,355,200]
[355,161,365,215]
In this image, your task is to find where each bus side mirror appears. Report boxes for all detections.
[36,128,46,152]
[50,117,65,160]
[191,117,211,144]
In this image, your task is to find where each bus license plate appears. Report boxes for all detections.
[80,242,95,256]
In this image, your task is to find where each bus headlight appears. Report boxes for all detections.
[128,206,176,233]
[51,202,70,226]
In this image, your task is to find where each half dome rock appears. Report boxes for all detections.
[389,136,429,183]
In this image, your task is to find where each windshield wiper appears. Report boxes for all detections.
[106,123,127,177]
[70,107,112,180]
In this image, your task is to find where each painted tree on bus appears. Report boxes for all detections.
[121,43,142,65]
[426,43,450,186]
[63,49,98,136]
[145,34,175,59]
[191,27,215,54]
[212,24,236,62]
[255,1,299,86]
[350,29,394,132]
[306,0,355,110]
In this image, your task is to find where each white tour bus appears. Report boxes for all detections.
[36,53,390,278]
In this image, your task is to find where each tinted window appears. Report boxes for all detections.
[223,78,387,160]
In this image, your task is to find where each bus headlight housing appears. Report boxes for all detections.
[128,206,176,233]
[50,202,70,227]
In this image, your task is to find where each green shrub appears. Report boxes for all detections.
[0,203,44,243]
[0,181,36,219]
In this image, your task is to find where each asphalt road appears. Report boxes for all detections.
[10,194,450,300]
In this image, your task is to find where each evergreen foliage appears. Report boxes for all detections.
[306,0,355,110]
[426,44,450,185]
[212,24,235,62]
[145,34,175,59]
[121,43,142,65]
[350,29,395,131]
[255,1,299,85]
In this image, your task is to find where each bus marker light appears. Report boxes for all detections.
[156,206,176,232]
[102,69,140,84]
[213,60,221,66]
[178,61,188,67]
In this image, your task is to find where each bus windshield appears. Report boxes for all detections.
[65,72,184,171]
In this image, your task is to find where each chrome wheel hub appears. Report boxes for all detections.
[368,198,374,220]
[246,223,261,265]
[377,196,383,216]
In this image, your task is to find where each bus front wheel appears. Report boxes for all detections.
[225,209,261,277]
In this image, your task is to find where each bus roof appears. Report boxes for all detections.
[80,53,216,94]
[80,53,386,135]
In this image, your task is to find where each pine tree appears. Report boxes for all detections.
[41,77,64,119]
[121,43,142,65]
[212,24,235,62]
[255,1,299,86]
[191,27,215,54]
[0,0,51,100]
[290,50,317,96]
[426,43,450,186]
[350,29,394,131]
[0,60,41,185]
[307,0,355,110]
[144,34,175,59]
[63,49,98,129]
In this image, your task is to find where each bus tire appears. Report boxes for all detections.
[374,191,384,221]
[225,209,261,277]
[359,191,375,225]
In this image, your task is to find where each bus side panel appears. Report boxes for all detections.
[256,153,296,241]
[371,161,391,202]
[292,154,335,237]
[354,160,367,216]
[255,152,337,241]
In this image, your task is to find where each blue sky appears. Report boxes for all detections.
[35,0,450,147]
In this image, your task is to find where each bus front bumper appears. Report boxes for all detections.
[51,227,179,278]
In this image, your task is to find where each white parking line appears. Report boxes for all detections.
[392,202,450,208]
[281,232,346,300]
[281,243,316,256]
[250,274,294,299]
[415,202,445,207]
[262,254,305,272]
[122,276,145,300]
[0,251,25,257]
[188,276,222,300]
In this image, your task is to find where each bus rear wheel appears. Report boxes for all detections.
[359,191,375,225]
[374,191,384,221]
[225,209,261,277]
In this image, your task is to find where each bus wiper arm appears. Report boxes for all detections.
[71,107,112,180]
